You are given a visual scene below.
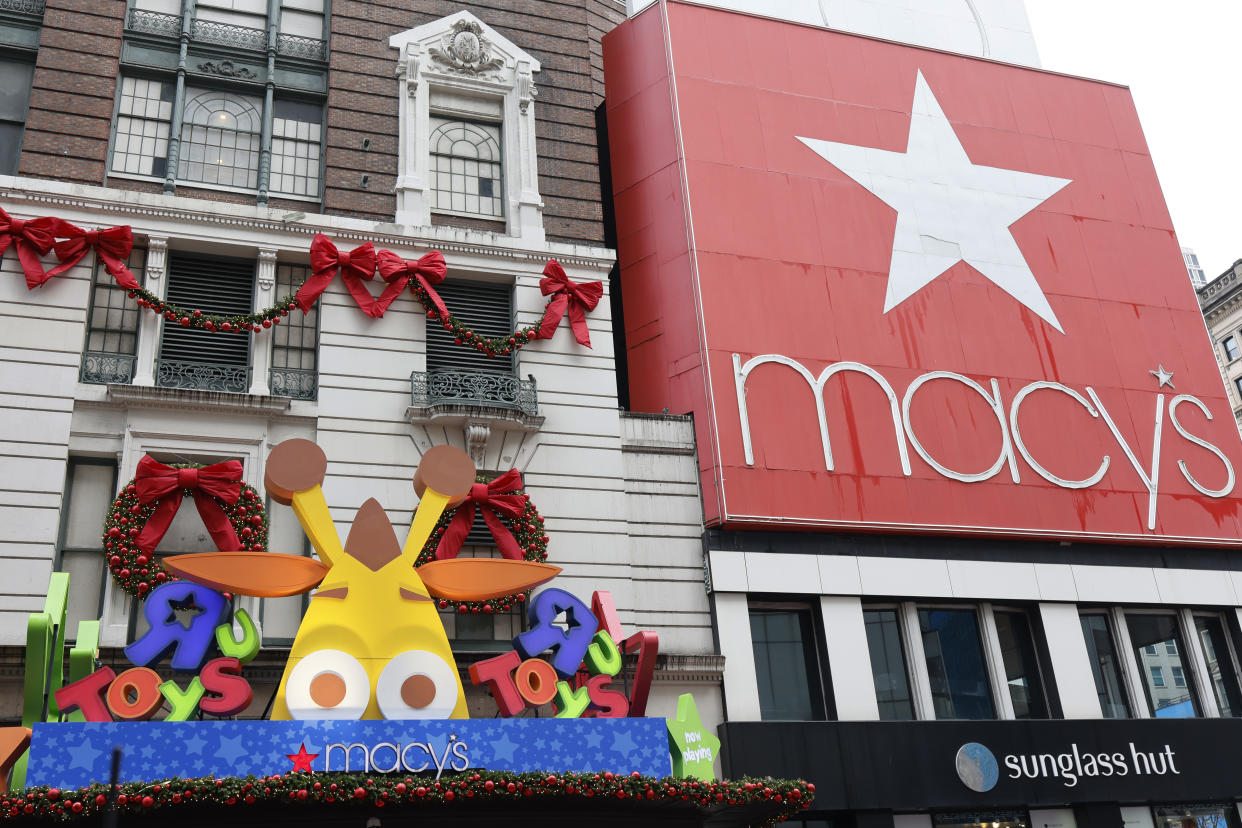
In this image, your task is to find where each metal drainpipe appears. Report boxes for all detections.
[163,0,192,194]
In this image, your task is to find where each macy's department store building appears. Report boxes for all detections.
[602,2,1242,828]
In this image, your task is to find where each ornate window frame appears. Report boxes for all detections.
[389,11,543,243]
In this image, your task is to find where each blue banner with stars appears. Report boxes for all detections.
[26,718,672,788]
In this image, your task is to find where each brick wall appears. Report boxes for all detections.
[325,0,624,246]
[14,0,626,246]
[19,0,124,185]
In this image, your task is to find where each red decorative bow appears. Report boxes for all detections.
[376,249,449,319]
[537,260,603,347]
[0,207,58,289]
[299,234,382,317]
[46,224,140,290]
[134,456,244,555]
[434,469,530,561]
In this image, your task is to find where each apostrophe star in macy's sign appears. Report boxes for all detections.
[797,71,1070,332]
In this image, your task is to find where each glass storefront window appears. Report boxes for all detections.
[1153,804,1234,828]
[919,608,995,720]
[1080,613,1131,718]
[993,609,1048,719]
[864,608,914,720]
[1127,614,1198,718]
[1194,616,1242,717]
[934,810,1029,828]
[750,606,827,721]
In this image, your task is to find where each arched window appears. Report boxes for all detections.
[178,89,262,189]
[427,117,503,218]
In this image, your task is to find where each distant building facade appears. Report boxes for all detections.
[1198,258,1242,422]
[1184,246,1208,288]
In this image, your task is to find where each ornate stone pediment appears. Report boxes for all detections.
[389,10,540,86]
[388,11,545,243]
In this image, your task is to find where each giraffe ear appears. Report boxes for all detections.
[418,558,561,602]
[163,552,329,597]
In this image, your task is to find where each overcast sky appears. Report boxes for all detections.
[1024,0,1242,282]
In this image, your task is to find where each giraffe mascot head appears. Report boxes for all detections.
[163,439,560,720]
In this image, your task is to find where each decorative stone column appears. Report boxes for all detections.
[131,235,168,386]
[249,247,278,396]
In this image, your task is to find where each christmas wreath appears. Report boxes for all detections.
[415,470,548,615]
[102,457,269,599]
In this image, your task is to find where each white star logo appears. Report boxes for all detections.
[1150,365,1175,388]
[797,70,1072,332]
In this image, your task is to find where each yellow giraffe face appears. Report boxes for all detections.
[272,498,468,720]
[263,441,476,721]
[163,439,561,720]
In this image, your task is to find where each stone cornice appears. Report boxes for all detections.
[0,176,615,273]
[85,383,317,423]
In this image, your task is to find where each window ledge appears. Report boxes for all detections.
[104,383,297,416]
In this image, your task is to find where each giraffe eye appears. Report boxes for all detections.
[375,650,459,719]
[284,649,370,720]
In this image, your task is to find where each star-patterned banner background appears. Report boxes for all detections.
[26,718,671,788]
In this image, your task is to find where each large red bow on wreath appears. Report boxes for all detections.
[434,469,530,561]
[0,206,59,289]
[299,234,382,317]
[134,456,244,555]
[376,249,449,319]
[537,260,602,347]
[47,223,140,290]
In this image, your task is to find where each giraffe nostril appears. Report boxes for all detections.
[310,672,347,708]
[401,674,437,709]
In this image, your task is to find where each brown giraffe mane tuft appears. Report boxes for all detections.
[343,498,403,572]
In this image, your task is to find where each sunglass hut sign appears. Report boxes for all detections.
[955,742,1180,793]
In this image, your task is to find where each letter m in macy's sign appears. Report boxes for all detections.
[604,1,1242,544]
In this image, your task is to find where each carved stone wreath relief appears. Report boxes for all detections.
[428,20,506,77]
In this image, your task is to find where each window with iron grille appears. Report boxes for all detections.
[157,252,254,393]
[270,262,318,400]
[426,280,514,375]
[81,247,146,384]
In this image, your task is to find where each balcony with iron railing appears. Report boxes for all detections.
[0,0,45,16]
[81,352,136,386]
[81,354,315,402]
[125,9,327,61]
[407,370,544,466]
[269,367,317,401]
[410,370,539,417]
[155,359,250,394]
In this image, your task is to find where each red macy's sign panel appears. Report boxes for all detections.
[604,1,1242,544]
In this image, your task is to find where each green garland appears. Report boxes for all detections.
[102,466,269,600]
[0,771,814,824]
[124,265,547,359]
[130,287,300,333]
[411,280,543,358]
[415,475,549,615]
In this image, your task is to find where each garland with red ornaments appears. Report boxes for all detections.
[415,472,548,615]
[102,458,269,599]
[0,771,815,824]
[1,206,604,352]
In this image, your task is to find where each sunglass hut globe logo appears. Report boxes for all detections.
[955,743,1000,793]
